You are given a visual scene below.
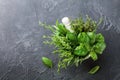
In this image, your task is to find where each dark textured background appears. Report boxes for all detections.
[0,0,120,80]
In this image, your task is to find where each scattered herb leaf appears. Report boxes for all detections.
[88,65,100,74]
[42,57,53,68]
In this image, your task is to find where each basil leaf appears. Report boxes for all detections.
[87,32,95,38]
[84,43,91,51]
[87,32,96,44]
[74,44,88,56]
[78,32,90,43]
[66,32,77,41]
[94,42,106,54]
[88,66,100,74]
[90,51,98,61]
[42,57,53,68]
[96,33,105,42]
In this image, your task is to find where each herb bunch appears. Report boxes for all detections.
[40,16,106,72]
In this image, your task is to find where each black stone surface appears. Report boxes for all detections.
[0,0,120,80]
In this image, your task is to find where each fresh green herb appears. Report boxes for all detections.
[89,51,98,61]
[40,16,106,73]
[42,57,53,68]
[88,65,100,74]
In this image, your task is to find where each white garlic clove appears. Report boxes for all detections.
[62,17,70,26]
[62,17,74,33]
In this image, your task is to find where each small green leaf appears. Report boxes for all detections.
[74,44,88,56]
[78,32,90,43]
[42,57,53,68]
[88,66,100,74]
[94,42,106,54]
[74,49,88,56]
[66,32,76,41]
[96,33,105,42]
[87,32,95,38]
[87,32,96,44]
[90,51,98,61]
[84,43,91,51]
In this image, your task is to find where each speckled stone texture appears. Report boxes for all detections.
[0,0,120,80]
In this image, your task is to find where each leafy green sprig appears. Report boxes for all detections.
[40,16,106,73]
